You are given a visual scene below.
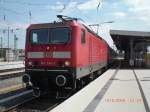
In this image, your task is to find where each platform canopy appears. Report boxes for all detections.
[110,30,150,67]
[110,30,150,51]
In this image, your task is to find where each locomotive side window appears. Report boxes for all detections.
[81,30,86,44]
[30,29,49,44]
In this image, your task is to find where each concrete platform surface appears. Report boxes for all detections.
[50,69,150,112]
[0,61,24,70]
[0,70,24,76]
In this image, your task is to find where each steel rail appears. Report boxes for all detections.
[0,90,35,112]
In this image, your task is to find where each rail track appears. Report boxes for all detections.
[0,67,24,73]
[0,69,25,80]
[0,77,89,112]
[0,67,25,96]
[0,89,64,112]
[16,95,61,112]
[0,89,33,112]
[0,63,62,112]
[0,62,114,112]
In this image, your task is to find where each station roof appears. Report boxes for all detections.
[110,30,150,51]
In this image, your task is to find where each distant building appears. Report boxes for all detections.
[16,49,25,61]
[0,48,25,61]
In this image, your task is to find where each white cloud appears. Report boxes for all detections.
[112,2,120,9]
[124,0,150,8]
[60,1,78,14]
[77,0,101,10]
[46,2,65,12]
[139,16,149,21]
[46,0,103,15]
[124,0,150,22]
[129,7,150,12]
[114,12,126,18]
[46,1,78,14]
[11,23,29,30]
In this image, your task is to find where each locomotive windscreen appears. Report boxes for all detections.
[30,27,70,44]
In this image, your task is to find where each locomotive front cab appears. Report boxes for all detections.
[24,23,77,93]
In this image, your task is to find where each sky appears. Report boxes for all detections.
[0,0,150,49]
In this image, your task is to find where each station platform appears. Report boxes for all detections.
[51,69,150,112]
[0,61,24,71]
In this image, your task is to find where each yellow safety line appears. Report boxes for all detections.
[0,83,25,95]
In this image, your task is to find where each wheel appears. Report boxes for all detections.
[76,79,84,90]
[90,73,94,81]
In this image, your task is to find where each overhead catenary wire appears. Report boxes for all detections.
[97,0,101,11]
[0,0,104,25]
[0,6,36,24]
[0,0,61,18]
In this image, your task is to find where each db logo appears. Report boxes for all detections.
[45,52,53,58]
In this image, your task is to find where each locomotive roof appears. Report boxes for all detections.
[28,20,108,45]
[28,21,74,29]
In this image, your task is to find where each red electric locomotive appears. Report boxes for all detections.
[23,15,108,98]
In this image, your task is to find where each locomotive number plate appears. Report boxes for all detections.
[45,52,53,58]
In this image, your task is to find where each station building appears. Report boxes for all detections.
[110,30,150,68]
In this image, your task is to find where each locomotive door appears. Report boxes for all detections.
[89,37,93,72]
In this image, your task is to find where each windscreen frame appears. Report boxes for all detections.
[29,27,71,45]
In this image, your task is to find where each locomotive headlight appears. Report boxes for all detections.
[64,61,70,66]
[28,61,33,66]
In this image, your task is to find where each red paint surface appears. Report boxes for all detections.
[25,20,108,69]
